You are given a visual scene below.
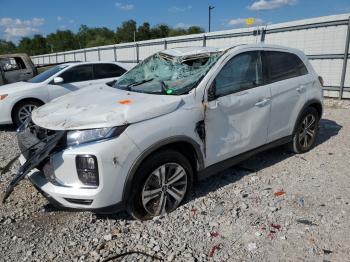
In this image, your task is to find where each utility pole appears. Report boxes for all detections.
[208,5,215,32]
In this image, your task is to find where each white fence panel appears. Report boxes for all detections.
[85,50,98,61]
[310,59,343,86]
[167,39,203,49]
[265,25,347,55]
[139,43,164,60]
[57,54,65,63]
[65,53,74,62]
[117,46,136,62]
[75,51,85,62]
[100,48,115,61]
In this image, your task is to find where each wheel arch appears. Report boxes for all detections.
[11,97,45,121]
[122,136,204,201]
[292,99,323,135]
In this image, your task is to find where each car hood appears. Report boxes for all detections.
[32,85,183,130]
[0,81,40,93]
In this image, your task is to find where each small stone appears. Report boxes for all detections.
[167,253,175,261]
[247,243,257,251]
[103,234,112,241]
[212,204,225,216]
[209,221,219,228]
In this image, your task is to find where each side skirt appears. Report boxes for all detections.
[197,136,292,181]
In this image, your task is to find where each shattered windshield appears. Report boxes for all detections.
[114,51,223,95]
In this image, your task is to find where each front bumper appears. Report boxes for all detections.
[0,99,13,125]
[18,127,141,211]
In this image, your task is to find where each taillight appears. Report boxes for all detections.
[318,76,324,87]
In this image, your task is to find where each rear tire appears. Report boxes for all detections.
[288,107,319,154]
[127,149,193,220]
[12,100,43,127]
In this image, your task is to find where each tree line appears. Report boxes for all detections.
[0,20,204,56]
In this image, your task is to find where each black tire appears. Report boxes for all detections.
[127,149,193,220]
[288,107,319,154]
[12,100,43,127]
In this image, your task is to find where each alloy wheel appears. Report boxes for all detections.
[18,104,37,124]
[298,113,317,150]
[141,163,188,216]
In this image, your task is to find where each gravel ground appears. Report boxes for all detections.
[0,99,350,262]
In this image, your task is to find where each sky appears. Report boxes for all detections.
[0,0,350,42]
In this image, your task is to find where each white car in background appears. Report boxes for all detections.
[0,61,131,126]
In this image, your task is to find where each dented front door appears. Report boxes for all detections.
[204,51,271,167]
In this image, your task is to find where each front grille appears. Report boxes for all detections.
[17,123,67,183]
[17,124,66,159]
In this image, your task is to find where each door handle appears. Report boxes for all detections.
[296,85,305,93]
[255,98,270,107]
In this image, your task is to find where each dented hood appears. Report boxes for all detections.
[32,85,183,130]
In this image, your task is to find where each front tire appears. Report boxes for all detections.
[127,149,193,220]
[289,107,319,154]
[12,100,43,127]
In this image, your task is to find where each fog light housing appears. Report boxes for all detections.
[76,155,99,187]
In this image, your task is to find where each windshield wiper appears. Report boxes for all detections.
[126,78,154,90]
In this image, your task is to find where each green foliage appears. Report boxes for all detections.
[115,20,137,43]
[0,40,17,55]
[46,30,79,52]
[76,25,116,48]
[0,21,205,56]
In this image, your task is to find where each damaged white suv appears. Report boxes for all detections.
[7,44,323,220]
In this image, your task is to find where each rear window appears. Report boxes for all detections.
[93,64,126,79]
[265,51,308,83]
[0,57,26,71]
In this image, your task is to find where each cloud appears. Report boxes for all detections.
[57,16,63,21]
[0,17,45,40]
[4,27,39,37]
[175,23,191,29]
[227,18,264,28]
[169,5,192,13]
[115,2,134,11]
[248,0,297,11]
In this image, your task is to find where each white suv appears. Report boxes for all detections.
[10,44,323,220]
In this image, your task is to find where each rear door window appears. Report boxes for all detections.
[59,65,93,83]
[264,51,308,83]
[93,63,126,79]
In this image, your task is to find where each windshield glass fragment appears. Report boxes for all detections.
[114,51,222,95]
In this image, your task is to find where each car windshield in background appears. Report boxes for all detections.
[28,65,68,83]
[114,51,223,95]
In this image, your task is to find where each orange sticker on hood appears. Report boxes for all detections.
[118,99,132,105]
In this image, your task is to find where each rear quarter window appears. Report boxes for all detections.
[93,64,126,79]
[265,51,308,83]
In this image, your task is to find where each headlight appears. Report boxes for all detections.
[0,94,8,100]
[67,126,127,146]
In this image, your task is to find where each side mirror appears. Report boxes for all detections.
[53,77,64,84]
[208,80,217,101]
